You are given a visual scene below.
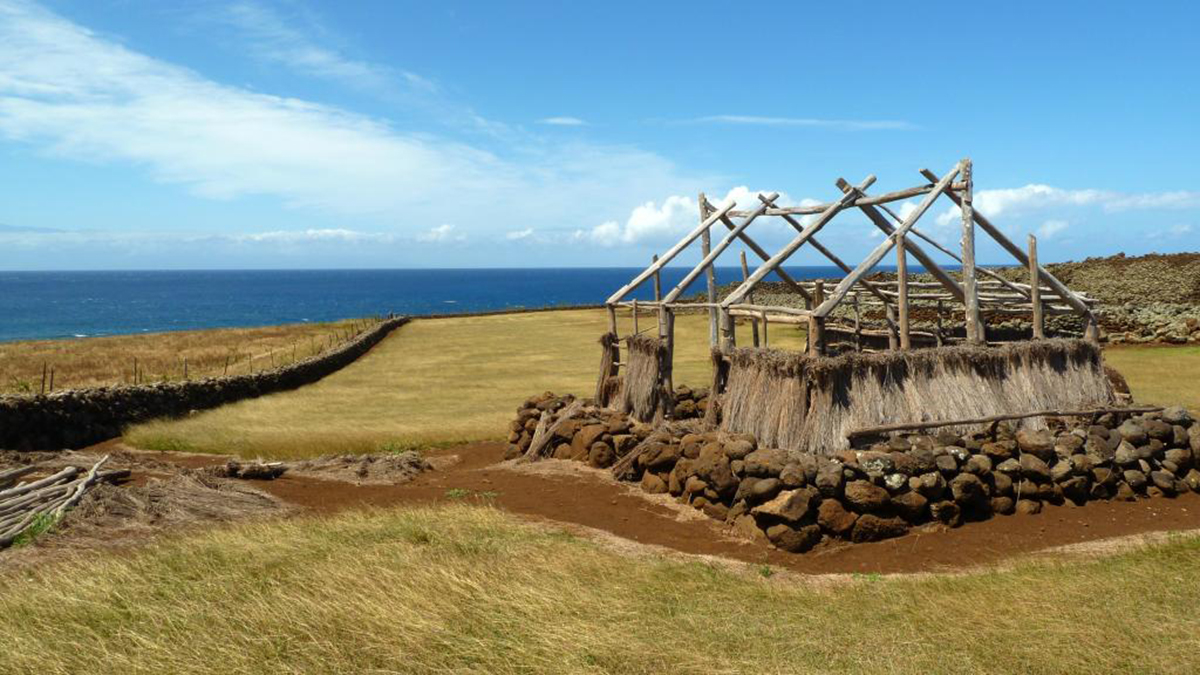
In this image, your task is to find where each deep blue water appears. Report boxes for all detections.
[0,266,904,342]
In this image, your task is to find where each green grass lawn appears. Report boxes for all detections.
[126,309,805,459]
[1103,344,1200,412]
[2,504,1196,675]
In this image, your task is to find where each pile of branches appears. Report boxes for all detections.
[0,455,127,548]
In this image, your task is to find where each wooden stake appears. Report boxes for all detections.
[632,299,639,334]
[808,280,825,356]
[741,251,760,347]
[40,362,47,395]
[897,234,911,350]
[853,292,862,352]
[1028,234,1045,339]
[959,159,982,343]
[936,299,945,347]
[699,192,718,348]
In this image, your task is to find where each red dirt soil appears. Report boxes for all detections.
[128,441,1200,575]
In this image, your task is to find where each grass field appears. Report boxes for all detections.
[1104,344,1200,412]
[0,317,377,395]
[126,309,805,458]
[1,504,1196,674]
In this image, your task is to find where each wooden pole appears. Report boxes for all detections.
[808,280,825,356]
[699,192,718,348]
[184,358,188,380]
[853,292,862,352]
[1028,234,1045,339]
[632,299,639,335]
[936,299,945,347]
[40,362,47,395]
[897,234,911,350]
[720,307,736,350]
[133,357,138,384]
[741,251,760,347]
[761,310,768,347]
[652,254,661,333]
[959,159,982,344]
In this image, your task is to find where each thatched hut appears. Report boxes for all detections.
[596,159,1116,454]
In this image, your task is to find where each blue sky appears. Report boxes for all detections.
[0,0,1196,270]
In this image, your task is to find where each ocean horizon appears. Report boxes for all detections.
[0,266,955,342]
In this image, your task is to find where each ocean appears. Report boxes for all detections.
[0,266,884,342]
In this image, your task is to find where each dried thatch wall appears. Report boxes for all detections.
[617,334,669,422]
[719,339,1114,454]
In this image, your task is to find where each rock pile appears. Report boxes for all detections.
[509,395,1200,553]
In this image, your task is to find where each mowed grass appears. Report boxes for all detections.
[0,317,377,395]
[1104,344,1200,412]
[125,309,805,458]
[1,504,1197,675]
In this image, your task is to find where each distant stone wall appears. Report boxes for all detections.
[510,394,1199,553]
[0,317,409,450]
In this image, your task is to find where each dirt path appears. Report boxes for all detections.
[125,441,1199,575]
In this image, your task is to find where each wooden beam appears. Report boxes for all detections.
[704,196,812,303]
[919,168,1095,321]
[959,158,983,344]
[723,175,876,308]
[700,193,718,348]
[897,234,910,349]
[606,199,736,304]
[813,163,960,318]
[835,179,966,306]
[756,193,897,332]
[847,406,1164,440]
[808,280,825,356]
[1029,234,1044,339]
[741,251,760,347]
[726,181,968,217]
[661,194,777,305]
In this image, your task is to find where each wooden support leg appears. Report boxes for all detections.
[699,193,718,348]
[740,251,760,347]
[897,235,911,350]
[809,280,826,356]
[1028,235,1045,339]
[959,159,984,344]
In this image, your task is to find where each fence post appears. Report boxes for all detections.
[1028,234,1045,339]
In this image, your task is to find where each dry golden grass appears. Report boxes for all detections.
[0,318,377,395]
[126,309,805,458]
[1,504,1196,674]
[1104,344,1200,412]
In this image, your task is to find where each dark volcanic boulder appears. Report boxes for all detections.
[850,514,909,543]
[843,480,890,512]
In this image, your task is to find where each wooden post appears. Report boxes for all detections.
[1028,234,1045,339]
[936,300,945,347]
[853,292,862,352]
[897,234,911,350]
[885,304,899,350]
[808,280,825,356]
[741,251,760,347]
[720,307,736,350]
[40,362,47,395]
[660,308,675,396]
[761,310,769,347]
[184,358,188,380]
[632,299,639,335]
[699,192,718,348]
[133,357,138,384]
[652,254,662,333]
[960,158,982,344]
[606,303,618,336]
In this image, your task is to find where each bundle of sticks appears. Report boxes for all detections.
[0,455,127,549]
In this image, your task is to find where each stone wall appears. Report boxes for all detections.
[508,394,1199,553]
[0,317,409,451]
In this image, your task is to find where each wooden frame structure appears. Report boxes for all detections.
[599,160,1101,421]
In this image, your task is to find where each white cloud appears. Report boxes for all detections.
[0,1,704,249]
[935,184,1200,226]
[538,116,587,126]
[1037,219,1069,239]
[416,224,465,243]
[505,228,534,240]
[234,228,392,244]
[693,115,914,131]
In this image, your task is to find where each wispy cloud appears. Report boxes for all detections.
[934,184,1200,226]
[416,224,466,243]
[538,116,587,126]
[505,228,534,240]
[0,0,705,249]
[692,115,915,131]
[1037,219,1069,239]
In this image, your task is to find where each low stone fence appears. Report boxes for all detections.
[0,317,409,450]
[508,394,1199,553]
